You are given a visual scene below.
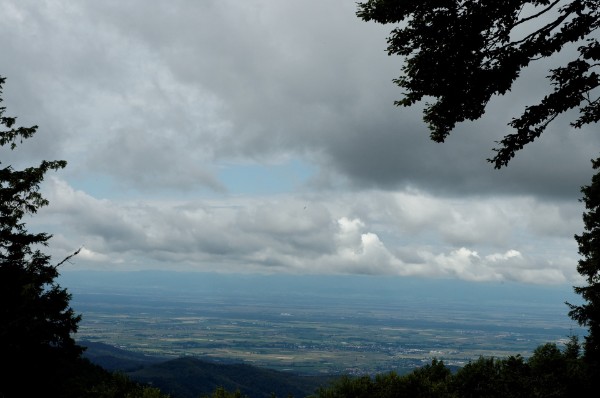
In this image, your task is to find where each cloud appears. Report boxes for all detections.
[1,0,594,285]
[3,0,595,199]
[77,247,110,263]
[33,177,581,285]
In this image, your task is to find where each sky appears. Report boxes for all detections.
[1,0,598,285]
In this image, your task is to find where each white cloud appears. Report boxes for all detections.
[77,247,110,263]
[31,177,582,285]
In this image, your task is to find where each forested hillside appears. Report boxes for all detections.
[80,338,592,398]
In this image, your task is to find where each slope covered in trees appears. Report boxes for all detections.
[314,340,590,398]
[80,338,592,398]
[197,339,590,398]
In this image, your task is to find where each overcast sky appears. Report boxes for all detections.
[1,0,598,285]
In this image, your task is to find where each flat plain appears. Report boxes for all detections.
[61,271,584,375]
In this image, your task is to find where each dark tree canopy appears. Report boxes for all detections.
[569,156,600,366]
[357,0,600,168]
[0,76,83,396]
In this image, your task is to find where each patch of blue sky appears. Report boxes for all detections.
[217,158,316,196]
[63,173,118,199]
[61,159,316,200]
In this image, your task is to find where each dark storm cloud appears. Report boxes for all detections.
[2,0,596,199]
[84,0,595,199]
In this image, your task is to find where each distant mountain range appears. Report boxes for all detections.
[81,340,334,398]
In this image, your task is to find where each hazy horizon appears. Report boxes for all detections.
[59,269,583,319]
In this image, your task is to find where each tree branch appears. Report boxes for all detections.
[54,247,82,268]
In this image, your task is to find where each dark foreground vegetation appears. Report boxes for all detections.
[314,339,592,398]
[3,356,169,398]
[2,332,597,398]
[81,340,332,398]
[78,337,594,398]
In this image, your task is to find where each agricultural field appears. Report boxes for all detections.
[64,271,583,375]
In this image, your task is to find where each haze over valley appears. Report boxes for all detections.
[61,271,584,376]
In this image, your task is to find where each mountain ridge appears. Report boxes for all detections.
[81,340,333,398]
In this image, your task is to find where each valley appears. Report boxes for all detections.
[63,271,584,375]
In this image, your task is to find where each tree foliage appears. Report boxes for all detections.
[0,75,82,397]
[569,156,600,367]
[313,341,590,398]
[356,0,600,168]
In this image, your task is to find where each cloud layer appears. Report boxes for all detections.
[1,0,596,284]
[37,177,581,285]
